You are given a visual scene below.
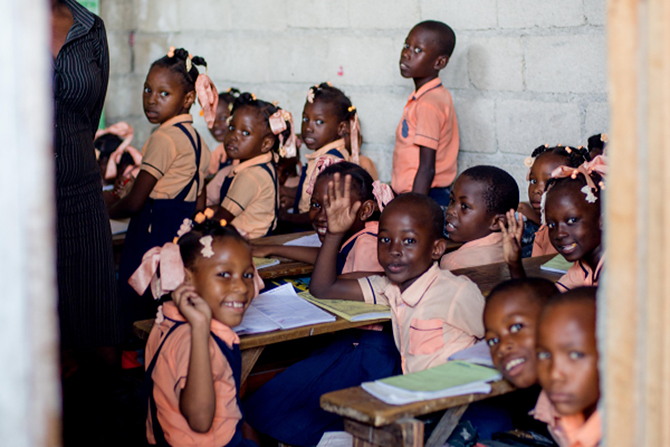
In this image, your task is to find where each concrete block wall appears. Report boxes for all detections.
[101,0,607,191]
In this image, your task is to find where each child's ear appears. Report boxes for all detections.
[183,90,196,110]
[488,213,505,232]
[431,238,448,260]
[337,120,349,138]
[183,267,193,283]
[260,135,275,154]
[434,55,448,71]
[357,200,376,221]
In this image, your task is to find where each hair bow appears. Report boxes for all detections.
[372,181,394,212]
[305,156,344,197]
[545,155,607,210]
[105,145,143,180]
[268,109,298,158]
[195,74,219,129]
[128,243,185,300]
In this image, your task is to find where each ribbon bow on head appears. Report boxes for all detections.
[196,74,219,129]
[305,156,344,197]
[372,181,394,212]
[128,243,185,301]
[268,109,298,158]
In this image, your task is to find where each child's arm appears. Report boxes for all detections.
[518,202,540,224]
[196,189,206,212]
[411,146,436,195]
[499,210,526,278]
[252,244,319,264]
[108,171,157,219]
[212,205,235,223]
[310,174,366,301]
[172,284,216,433]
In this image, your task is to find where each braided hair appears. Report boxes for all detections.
[231,92,292,153]
[530,145,590,168]
[308,83,357,123]
[177,217,249,270]
[151,47,207,93]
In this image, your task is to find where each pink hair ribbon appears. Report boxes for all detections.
[269,109,298,158]
[372,181,394,212]
[349,109,360,165]
[128,243,185,300]
[305,156,344,196]
[196,74,219,129]
[548,155,607,205]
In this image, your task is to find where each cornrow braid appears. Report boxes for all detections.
[151,47,207,93]
[530,145,590,169]
[309,82,356,122]
[177,216,248,270]
[231,92,292,154]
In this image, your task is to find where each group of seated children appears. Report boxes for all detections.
[105,16,606,447]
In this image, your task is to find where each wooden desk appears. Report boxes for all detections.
[321,380,515,447]
[452,254,563,296]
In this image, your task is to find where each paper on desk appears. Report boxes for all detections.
[540,254,573,274]
[234,283,335,335]
[316,431,352,447]
[299,291,391,322]
[283,233,322,247]
[253,257,281,270]
[448,340,494,367]
[110,218,129,235]
[361,380,492,406]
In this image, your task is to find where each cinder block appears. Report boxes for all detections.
[327,35,401,86]
[442,33,472,90]
[525,34,607,93]
[467,37,523,91]
[136,0,179,33]
[584,102,610,139]
[584,0,606,26]
[223,0,288,31]
[104,74,144,120]
[107,31,132,75]
[100,0,136,31]
[361,142,394,182]
[132,34,170,74]
[353,90,406,144]
[349,0,420,30]
[495,99,581,154]
[269,32,332,84]
[286,1,350,28]
[457,152,528,195]
[420,0,497,30]
[498,0,584,29]
[175,0,232,31]
[453,97,496,153]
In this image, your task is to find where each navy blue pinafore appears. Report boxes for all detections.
[118,123,203,324]
[145,321,256,446]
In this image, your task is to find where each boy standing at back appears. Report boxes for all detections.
[392,20,459,207]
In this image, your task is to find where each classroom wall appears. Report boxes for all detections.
[101,0,607,188]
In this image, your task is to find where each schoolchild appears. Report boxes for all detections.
[206,92,296,239]
[130,216,259,446]
[110,47,212,323]
[517,146,590,258]
[310,178,485,373]
[533,287,601,447]
[94,121,142,196]
[502,157,605,290]
[207,88,241,176]
[392,20,459,206]
[254,161,391,273]
[439,166,519,270]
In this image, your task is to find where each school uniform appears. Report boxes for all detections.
[556,256,604,292]
[532,225,558,257]
[145,302,255,447]
[532,391,601,447]
[119,114,210,323]
[216,152,278,239]
[358,263,485,373]
[339,221,383,274]
[391,77,459,204]
[208,142,231,175]
[296,139,350,213]
[439,232,505,271]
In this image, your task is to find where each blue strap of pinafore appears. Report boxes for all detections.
[173,123,202,202]
[336,231,376,275]
[292,148,346,213]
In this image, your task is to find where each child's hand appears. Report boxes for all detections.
[499,209,524,265]
[252,244,274,258]
[324,173,361,235]
[173,283,212,328]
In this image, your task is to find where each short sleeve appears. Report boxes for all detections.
[357,275,390,306]
[220,169,263,217]
[141,132,177,181]
[446,279,485,338]
[413,102,447,150]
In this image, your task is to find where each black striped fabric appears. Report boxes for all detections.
[54,0,121,348]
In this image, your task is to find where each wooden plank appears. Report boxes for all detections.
[344,418,424,447]
[240,347,264,384]
[320,380,514,427]
[424,405,468,447]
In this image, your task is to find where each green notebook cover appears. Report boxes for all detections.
[540,254,574,274]
[379,361,500,392]
[298,291,391,322]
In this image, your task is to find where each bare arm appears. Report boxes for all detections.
[108,170,157,219]
[309,174,365,301]
[212,205,235,223]
[411,146,436,195]
[252,244,319,264]
[173,284,216,433]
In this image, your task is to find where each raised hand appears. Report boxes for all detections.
[173,283,212,328]
[499,209,524,266]
[324,173,361,235]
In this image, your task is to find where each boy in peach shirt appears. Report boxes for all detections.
[310,175,484,373]
[440,166,519,270]
[392,20,459,206]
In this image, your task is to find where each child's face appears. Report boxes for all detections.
[536,301,600,417]
[528,152,566,212]
[399,26,443,81]
[377,203,444,292]
[224,106,273,161]
[310,176,365,242]
[209,100,231,143]
[143,66,194,125]
[545,186,602,264]
[186,238,256,327]
[445,175,497,243]
[484,290,543,389]
[301,100,344,151]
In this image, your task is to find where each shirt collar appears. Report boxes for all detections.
[63,0,95,42]
[532,391,601,447]
[382,262,441,308]
[232,152,273,175]
[305,138,347,160]
[409,77,443,101]
[158,114,194,130]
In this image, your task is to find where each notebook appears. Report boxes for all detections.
[253,257,281,270]
[540,254,573,274]
[448,340,494,368]
[298,291,391,322]
[283,233,322,247]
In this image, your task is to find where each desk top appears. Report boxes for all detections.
[321,379,515,427]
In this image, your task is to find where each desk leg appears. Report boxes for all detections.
[241,347,264,384]
[424,404,468,447]
[344,418,424,447]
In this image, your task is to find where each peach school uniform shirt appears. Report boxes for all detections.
[145,301,241,447]
[341,221,383,274]
[141,114,210,201]
[532,391,601,447]
[391,77,459,194]
[556,255,604,292]
[532,225,558,257]
[357,263,484,373]
[439,232,504,271]
[297,138,350,213]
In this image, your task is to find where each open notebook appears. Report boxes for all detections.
[234,283,335,335]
